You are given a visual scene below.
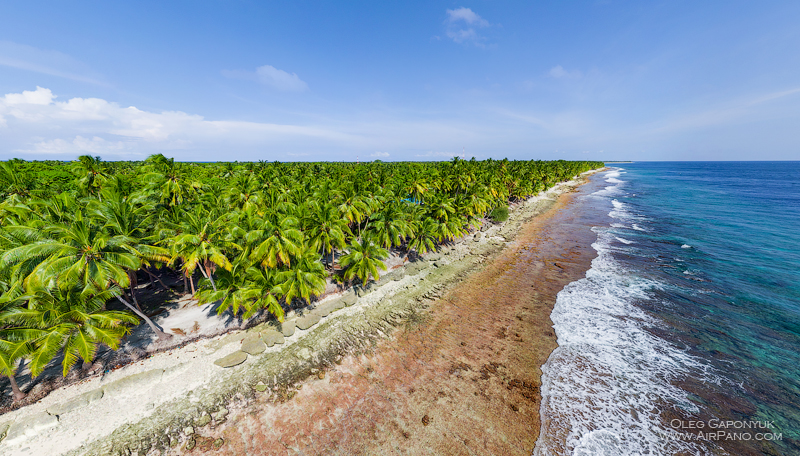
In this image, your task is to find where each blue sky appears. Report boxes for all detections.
[1,1,799,162]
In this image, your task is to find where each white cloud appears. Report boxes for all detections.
[414,150,470,160]
[28,136,131,156]
[446,7,489,26]
[444,8,490,45]
[370,151,389,158]
[0,41,107,85]
[222,64,309,92]
[3,86,55,105]
[0,87,358,159]
[548,65,582,79]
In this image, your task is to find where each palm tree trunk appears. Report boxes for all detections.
[121,286,141,313]
[8,360,26,402]
[142,268,169,291]
[187,270,196,295]
[127,270,141,310]
[183,274,189,294]
[116,296,172,341]
[204,261,217,292]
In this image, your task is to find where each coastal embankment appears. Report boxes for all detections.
[0,169,603,456]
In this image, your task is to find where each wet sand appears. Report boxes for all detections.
[170,178,602,456]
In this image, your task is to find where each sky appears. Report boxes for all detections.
[1,1,799,162]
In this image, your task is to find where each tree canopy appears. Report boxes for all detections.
[0,154,602,400]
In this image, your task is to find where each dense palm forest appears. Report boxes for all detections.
[0,155,602,402]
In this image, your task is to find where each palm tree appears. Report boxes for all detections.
[170,209,235,294]
[339,238,388,285]
[304,204,350,267]
[73,155,108,199]
[225,172,262,212]
[250,213,304,269]
[2,286,138,377]
[276,248,327,304]
[89,190,171,304]
[143,154,201,208]
[407,217,438,255]
[0,211,172,340]
[0,160,35,202]
[0,285,32,402]
[365,202,413,250]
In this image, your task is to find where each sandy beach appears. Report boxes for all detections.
[0,170,603,456]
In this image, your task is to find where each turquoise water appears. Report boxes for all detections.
[536,162,800,455]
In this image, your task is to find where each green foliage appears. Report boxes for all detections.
[339,238,389,284]
[0,155,603,387]
[489,205,509,222]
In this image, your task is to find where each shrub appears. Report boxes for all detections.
[489,205,509,222]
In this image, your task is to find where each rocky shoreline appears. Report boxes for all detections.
[0,170,600,456]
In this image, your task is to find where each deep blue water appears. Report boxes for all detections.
[536,162,800,456]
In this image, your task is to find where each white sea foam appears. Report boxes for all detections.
[632,223,647,232]
[615,236,634,244]
[610,223,628,229]
[609,199,631,221]
[534,230,717,456]
[682,244,691,249]
[593,169,625,197]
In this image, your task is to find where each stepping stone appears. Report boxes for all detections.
[241,335,266,355]
[280,319,296,337]
[311,299,345,317]
[341,292,357,306]
[296,314,321,330]
[214,351,247,368]
[262,330,285,347]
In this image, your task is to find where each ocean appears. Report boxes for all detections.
[535,162,800,456]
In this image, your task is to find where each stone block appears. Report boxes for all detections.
[213,351,247,368]
[296,314,321,330]
[262,330,285,347]
[341,292,357,306]
[280,319,296,337]
[311,299,344,317]
[241,334,266,355]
